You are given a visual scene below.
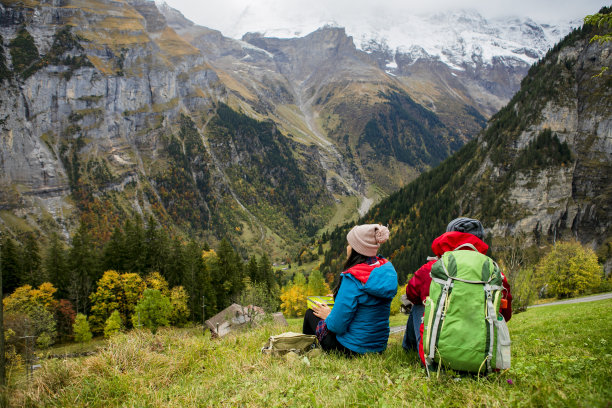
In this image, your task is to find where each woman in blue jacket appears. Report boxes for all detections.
[302,224,398,355]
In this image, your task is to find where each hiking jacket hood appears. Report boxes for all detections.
[325,257,398,353]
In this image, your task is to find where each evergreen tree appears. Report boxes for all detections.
[102,226,126,272]
[181,240,208,322]
[144,216,170,276]
[124,219,146,274]
[1,237,21,294]
[165,236,185,288]
[45,232,69,299]
[257,253,276,293]
[247,256,260,283]
[230,248,245,296]
[212,239,238,310]
[68,222,100,313]
[21,232,42,286]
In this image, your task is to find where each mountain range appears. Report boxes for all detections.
[321,15,612,280]
[0,0,596,260]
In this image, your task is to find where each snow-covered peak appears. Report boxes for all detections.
[346,10,578,69]
[222,8,578,70]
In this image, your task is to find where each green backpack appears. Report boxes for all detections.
[422,244,511,375]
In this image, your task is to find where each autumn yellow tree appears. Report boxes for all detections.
[169,286,190,327]
[90,271,146,334]
[280,272,308,317]
[3,283,58,348]
[89,271,124,334]
[121,273,145,327]
[534,241,602,298]
[145,272,170,296]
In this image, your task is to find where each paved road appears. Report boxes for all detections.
[528,292,612,308]
[389,292,612,333]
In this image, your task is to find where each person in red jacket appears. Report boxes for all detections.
[402,217,512,353]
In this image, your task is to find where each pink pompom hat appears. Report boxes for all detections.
[346,224,390,257]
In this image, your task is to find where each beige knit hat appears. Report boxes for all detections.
[346,224,390,257]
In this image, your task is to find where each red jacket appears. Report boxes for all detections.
[406,231,512,321]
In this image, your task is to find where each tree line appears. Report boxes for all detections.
[1,216,280,347]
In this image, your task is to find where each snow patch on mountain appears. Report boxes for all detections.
[349,10,579,69]
[207,7,579,70]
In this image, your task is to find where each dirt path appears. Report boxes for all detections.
[528,292,612,308]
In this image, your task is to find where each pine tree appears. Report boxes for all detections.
[165,237,185,288]
[182,240,207,322]
[144,216,170,276]
[124,219,145,274]
[212,239,240,310]
[247,256,260,283]
[258,253,276,293]
[68,223,99,313]
[21,232,42,286]
[1,237,21,294]
[102,226,126,272]
[45,232,69,299]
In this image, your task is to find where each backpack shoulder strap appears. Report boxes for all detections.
[453,243,478,252]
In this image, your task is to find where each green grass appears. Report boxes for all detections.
[8,300,612,407]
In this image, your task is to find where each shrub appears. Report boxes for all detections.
[508,267,537,313]
[131,289,172,334]
[534,241,602,299]
[73,313,92,343]
[104,310,122,338]
[390,286,404,316]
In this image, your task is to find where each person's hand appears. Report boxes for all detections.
[312,302,331,319]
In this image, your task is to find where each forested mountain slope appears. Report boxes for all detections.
[321,11,612,282]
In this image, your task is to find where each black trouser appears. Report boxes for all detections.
[302,309,356,357]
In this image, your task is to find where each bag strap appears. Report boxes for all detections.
[453,243,478,252]
[483,283,497,373]
[427,277,453,363]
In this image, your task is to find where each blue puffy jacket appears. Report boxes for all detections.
[325,257,398,353]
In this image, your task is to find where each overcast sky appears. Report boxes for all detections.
[161,0,608,38]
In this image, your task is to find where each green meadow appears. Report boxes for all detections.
[9,299,612,407]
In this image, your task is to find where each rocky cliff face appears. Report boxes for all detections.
[0,0,333,255]
[477,29,612,253]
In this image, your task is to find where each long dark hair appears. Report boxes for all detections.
[332,248,370,298]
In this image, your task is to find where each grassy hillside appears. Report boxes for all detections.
[9,299,612,407]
